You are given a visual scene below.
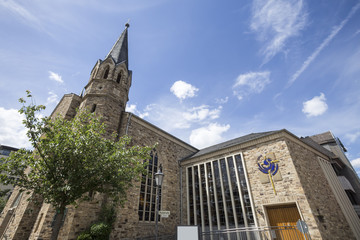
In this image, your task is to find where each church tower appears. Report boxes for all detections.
[79,23,132,136]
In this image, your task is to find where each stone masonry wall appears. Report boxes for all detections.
[180,136,355,239]
[0,188,42,240]
[286,139,355,239]
[243,138,323,239]
[28,193,105,240]
[110,113,197,239]
[51,94,81,119]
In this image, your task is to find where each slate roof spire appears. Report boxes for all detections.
[105,22,129,68]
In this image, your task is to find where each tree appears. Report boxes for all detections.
[0,91,151,240]
[0,189,10,213]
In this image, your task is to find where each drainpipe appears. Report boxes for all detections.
[125,113,133,135]
[178,159,183,225]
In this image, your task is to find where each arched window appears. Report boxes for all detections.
[116,72,122,83]
[103,66,109,79]
[91,104,97,113]
[138,151,161,222]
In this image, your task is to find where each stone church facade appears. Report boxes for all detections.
[1,25,360,239]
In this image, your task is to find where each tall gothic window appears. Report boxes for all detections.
[90,104,97,113]
[103,66,110,79]
[187,153,254,232]
[138,151,161,222]
[116,72,122,83]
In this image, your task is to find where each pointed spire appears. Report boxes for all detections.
[105,23,129,68]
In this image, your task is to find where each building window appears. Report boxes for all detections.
[345,190,358,205]
[138,151,161,222]
[0,149,11,156]
[90,104,97,113]
[116,72,122,83]
[187,153,254,231]
[11,192,23,208]
[103,66,110,79]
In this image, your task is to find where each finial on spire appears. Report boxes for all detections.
[125,19,130,28]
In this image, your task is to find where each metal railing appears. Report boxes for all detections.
[135,234,176,240]
[200,226,311,240]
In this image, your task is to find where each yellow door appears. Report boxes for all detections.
[267,204,306,240]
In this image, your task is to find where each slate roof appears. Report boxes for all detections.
[184,129,338,162]
[300,137,336,159]
[186,130,282,159]
[105,24,129,68]
[309,131,335,145]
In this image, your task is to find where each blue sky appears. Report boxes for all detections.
[0,0,360,175]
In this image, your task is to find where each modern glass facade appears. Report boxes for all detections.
[187,153,255,231]
[138,151,162,222]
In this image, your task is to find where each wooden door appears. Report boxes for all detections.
[267,204,306,240]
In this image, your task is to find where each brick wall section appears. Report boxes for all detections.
[286,139,355,239]
[110,113,197,239]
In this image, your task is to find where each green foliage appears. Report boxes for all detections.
[0,186,11,212]
[76,203,116,240]
[0,91,152,211]
[99,204,116,225]
[90,222,111,240]
[0,197,7,213]
[76,232,92,240]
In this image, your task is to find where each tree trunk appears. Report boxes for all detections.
[51,206,66,240]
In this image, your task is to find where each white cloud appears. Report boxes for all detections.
[49,71,64,84]
[233,71,271,100]
[45,91,59,106]
[302,93,328,117]
[183,105,221,122]
[0,107,29,148]
[345,131,360,143]
[351,158,360,168]
[250,0,307,63]
[287,2,360,87]
[170,80,199,101]
[189,123,230,149]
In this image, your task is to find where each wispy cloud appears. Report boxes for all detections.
[45,91,59,106]
[287,2,360,87]
[170,80,199,101]
[302,93,328,117]
[49,71,64,84]
[126,101,224,133]
[0,0,48,34]
[233,71,271,100]
[189,123,230,149]
[183,105,221,122]
[250,0,307,63]
[126,104,149,118]
[215,97,229,104]
[345,131,360,143]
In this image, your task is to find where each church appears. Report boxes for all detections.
[1,24,360,240]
